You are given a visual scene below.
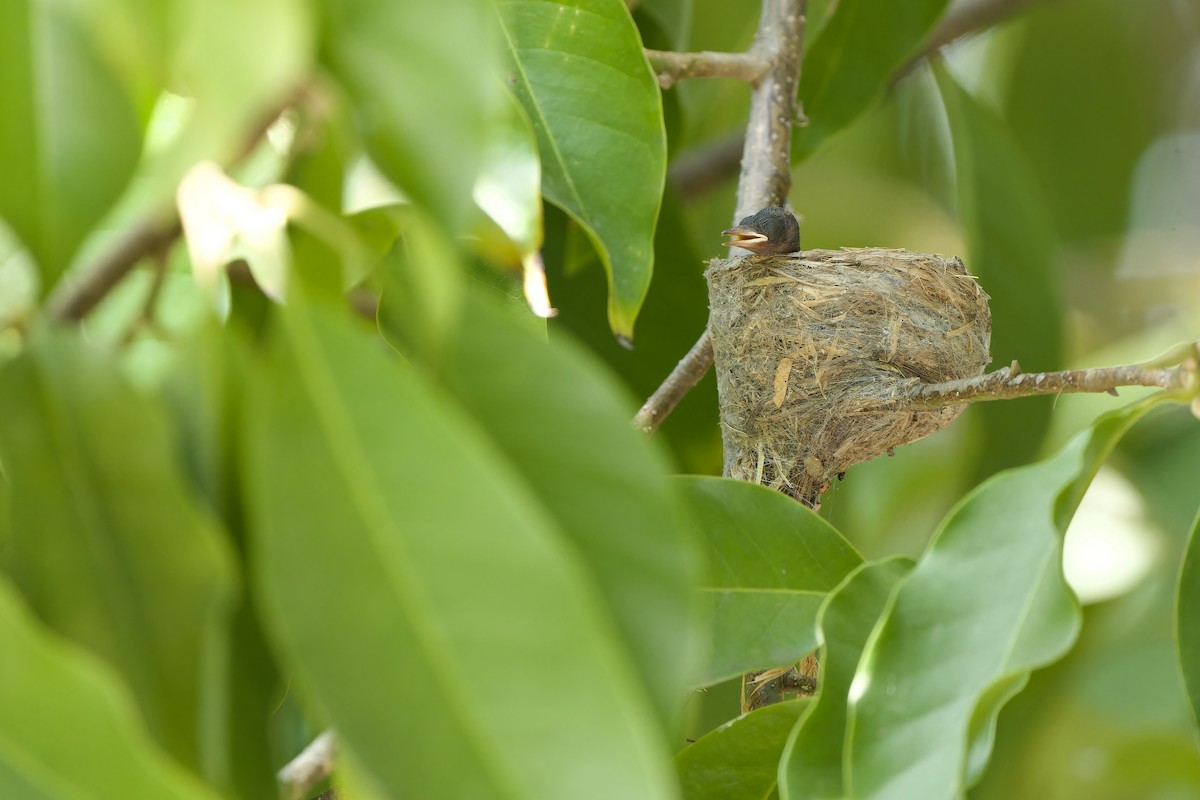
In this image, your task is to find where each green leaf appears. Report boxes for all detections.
[320,0,501,228]
[779,557,913,800]
[1177,509,1200,738]
[0,333,237,776]
[496,0,667,341]
[677,700,810,800]
[934,63,1063,478]
[164,322,282,800]
[677,476,863,685]
[0,577,217,799]
[399,282,703,732]
[0,0,142,288]
[243,297,677,799]
[796,0,950,159]
[843,397,1166,799]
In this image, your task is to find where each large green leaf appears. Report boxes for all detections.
[796,0,950,160]
[496,0,667,341]
[392,281,703,732]
[934,63,1063,479]
[779,557,913,800]
[1177,509,1200,738]
[164,322,282,800]
[0,577,217,799]
[0,0,142,288]
[320,0,500,228]
[0,333,236,776]
[843,397,1166,799]
[242,298,677,799]
[677,476,863,685]
[676,700,809,800]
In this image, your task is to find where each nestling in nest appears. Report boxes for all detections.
[709,208,992,507]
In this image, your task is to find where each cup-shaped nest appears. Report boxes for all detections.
[706,248,992,506]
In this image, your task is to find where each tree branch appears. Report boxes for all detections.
[872,348,1200,411]
[46,215,183,322]
[635,0,806,434]
[644,49,769,88]
[633,332,715,433]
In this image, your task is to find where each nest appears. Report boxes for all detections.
[706,248,992,506]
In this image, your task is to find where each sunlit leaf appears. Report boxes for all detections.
[496,0,667,341]
[843,397,1166,798]
[677,700,809,800]
[0,332,237,776]
[0,577,218,800]
[779,557,913,799]
[0,0,142,288]
[243,296,677,798]
[1177,510,1200,737]
[796,0,950,159]
[934,63,1063,478]
[677,476,863,685]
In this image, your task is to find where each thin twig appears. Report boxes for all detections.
[46,216,182,322]
[873,351,1199,411]
[644,49,769,88]
[633,333,715,433]
[278,730,337,800]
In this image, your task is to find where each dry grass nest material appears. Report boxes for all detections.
[706,247,992,506]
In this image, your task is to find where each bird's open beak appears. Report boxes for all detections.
[722,225,768,249]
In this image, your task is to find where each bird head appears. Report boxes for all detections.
[722,206,801,255]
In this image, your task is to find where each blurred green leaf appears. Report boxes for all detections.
[779,557,913,799]
[165,322,281,800]
[843,396,1166,799]
[677,476,863,685]
[796,0,950,160]
[320,0,499,228]
[1177,509,1200,738]
[243,297,677,798]
[0,332,237,776]
[496,0,667,341]
[934,63,1063,478]
[385,279,703,732]
[0,0,142,288]
[0,577,217,799]
[676,700,809,800]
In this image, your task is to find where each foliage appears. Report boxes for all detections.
[0,0,1198,798]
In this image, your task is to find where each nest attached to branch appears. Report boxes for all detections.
[706,248,992,506]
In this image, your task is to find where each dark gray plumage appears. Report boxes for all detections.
[722,206,801,255]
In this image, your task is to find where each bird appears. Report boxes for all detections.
[722,206,801,255]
